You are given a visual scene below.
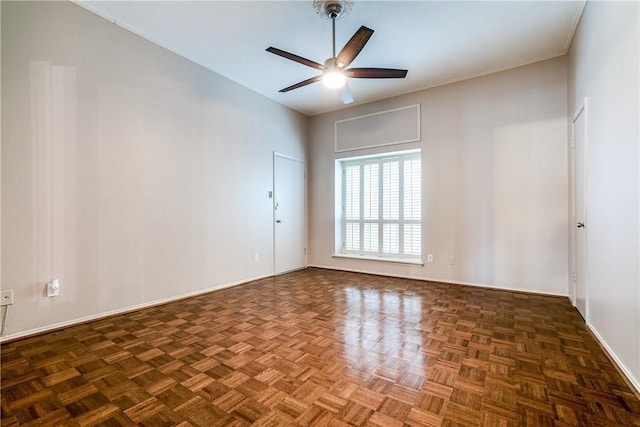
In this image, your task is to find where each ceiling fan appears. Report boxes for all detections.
[266,0,408,104]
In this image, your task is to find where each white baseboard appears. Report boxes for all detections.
[587,322,640,394]
[0,273,273,344]
[306,263,568,297]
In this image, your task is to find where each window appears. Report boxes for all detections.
[339,150,421,260]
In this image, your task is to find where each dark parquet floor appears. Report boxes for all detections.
[1,268,639,426]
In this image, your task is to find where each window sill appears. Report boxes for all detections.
[332,253,424,266]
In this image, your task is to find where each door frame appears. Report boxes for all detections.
[273,152,307,275]
[570,98,588,318]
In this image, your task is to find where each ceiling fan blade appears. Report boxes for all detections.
[345,68,408,79]
[338,83,354,104]
[335,26,374,68]
[266,47,324,70]
[279,75,323,92]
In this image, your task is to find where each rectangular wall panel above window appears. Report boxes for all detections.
[334,105,421,152]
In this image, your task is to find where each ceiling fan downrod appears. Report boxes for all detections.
[332,14,336,59]
[315,0,350,61]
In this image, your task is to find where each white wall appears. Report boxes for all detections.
[567,1,639,390]
[309,57,569,296]
[1,1,307,339]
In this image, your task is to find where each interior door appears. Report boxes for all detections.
[274,153,306,274]
[573,104,587,319]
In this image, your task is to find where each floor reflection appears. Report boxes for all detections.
[339,285,424,383]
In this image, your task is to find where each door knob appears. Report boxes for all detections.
[577,222,585,228]
[276,220,282,223]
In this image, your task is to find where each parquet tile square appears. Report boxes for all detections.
[1,267,639,426]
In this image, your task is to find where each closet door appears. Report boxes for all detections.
[274,153,306,274]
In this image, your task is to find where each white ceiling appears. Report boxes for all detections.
[78,1,585,116]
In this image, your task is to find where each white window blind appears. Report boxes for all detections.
[341,151,421,260]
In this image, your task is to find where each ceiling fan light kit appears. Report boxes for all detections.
[323,71,346,89]
[322,59,346,88]
[266,0,407,104]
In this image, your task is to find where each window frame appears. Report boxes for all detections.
[338,150,422,262]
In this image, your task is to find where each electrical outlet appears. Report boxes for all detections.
[47,279,60,297]
[254,253,260,262]
[0,290,14,306]
[427,254,434,263]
